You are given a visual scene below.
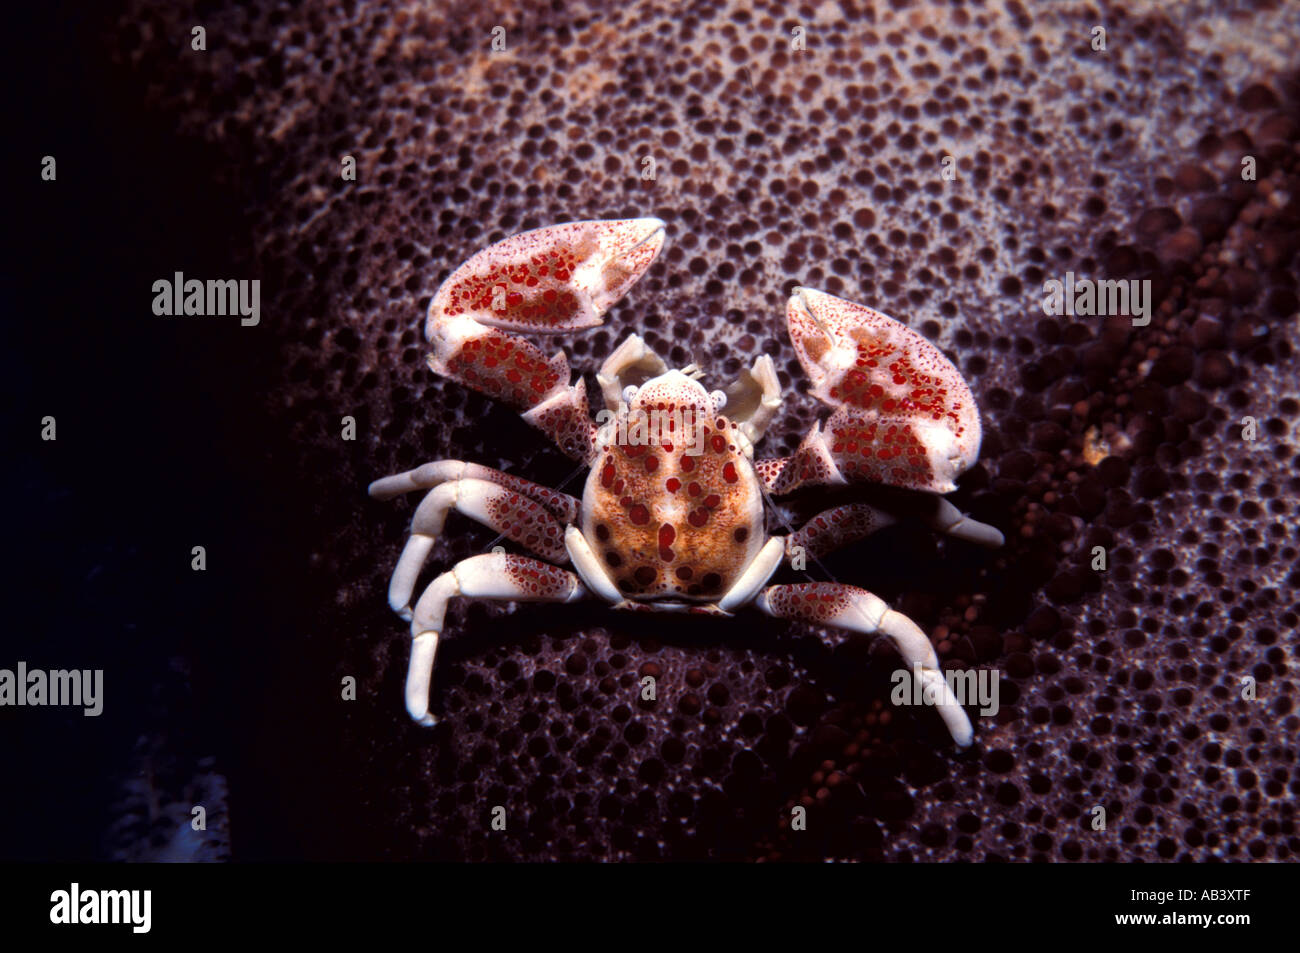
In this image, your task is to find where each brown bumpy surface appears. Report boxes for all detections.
[111,0,1299,860]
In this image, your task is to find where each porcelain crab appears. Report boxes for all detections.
[369,218,1003,746]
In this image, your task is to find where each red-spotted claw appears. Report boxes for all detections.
[427,217,665,336]
[422,218,665,460]
[785,287,982,494]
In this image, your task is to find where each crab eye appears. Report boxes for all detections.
[622,385,639,404]
[709,389,727,410]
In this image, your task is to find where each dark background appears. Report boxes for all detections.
[3,1,339,860]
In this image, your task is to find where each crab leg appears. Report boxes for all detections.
[404,553,587,725]
[783,498,1003,557]
[426,218,666,462]
[784,503,897,561]
[756,583,974,747]
[376,477,571,619]
[758,287,983,495]
[368,459,579,523]
[926,497,1005,547]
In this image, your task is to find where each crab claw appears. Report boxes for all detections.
[421,218,667,463]
[427,217,666,338]
[786,287,982,494]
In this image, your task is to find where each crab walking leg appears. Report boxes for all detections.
[405,553,587,725]
[927,497,1005,548]
[368,459,579,524]
[756,583,974,747]
[782,499,1004,558]
[424,218,667,462]
[785,503,897,562]
[382,478,571,619]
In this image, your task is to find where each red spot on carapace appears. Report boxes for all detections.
[658,523,676,561]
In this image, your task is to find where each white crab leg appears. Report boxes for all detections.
[382,477,570,619]
[929,498,1005,547]
[405,553,587,725]
[368,459,579,523]
[785,503,897,561]
[785,499,1001,562]
[756,583,974,747]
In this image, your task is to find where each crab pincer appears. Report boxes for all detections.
[771,287,982,495]
[424,218,666,461]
